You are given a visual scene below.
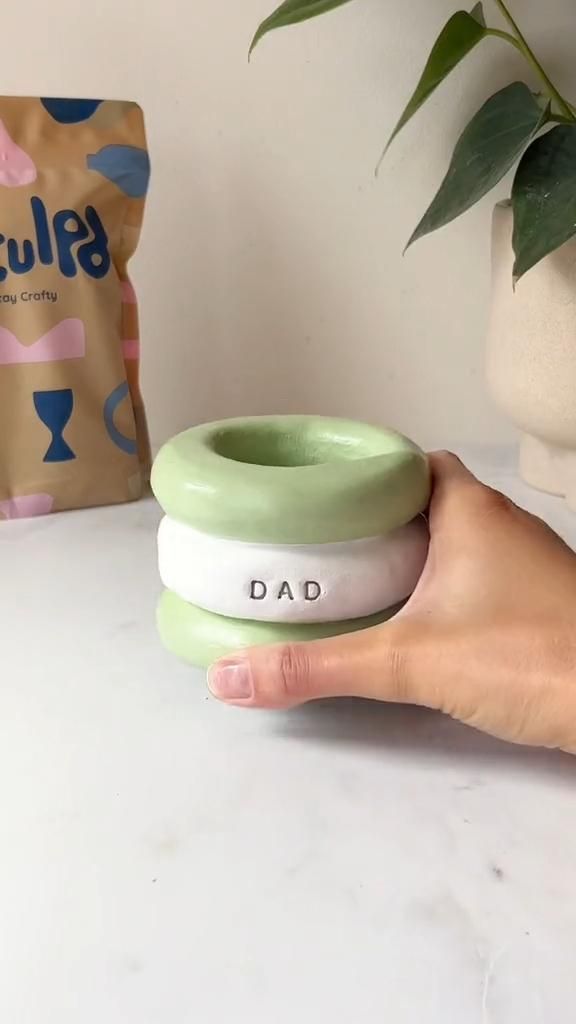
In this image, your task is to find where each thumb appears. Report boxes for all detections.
[207,618,428,710]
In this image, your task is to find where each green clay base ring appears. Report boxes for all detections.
[151,415,429,544]
[157,589,399,669]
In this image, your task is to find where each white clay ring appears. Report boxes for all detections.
[158,515,429,624]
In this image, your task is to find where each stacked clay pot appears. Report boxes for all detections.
[151,416,430,668]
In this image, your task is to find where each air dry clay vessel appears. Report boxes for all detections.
[151,416,430,668]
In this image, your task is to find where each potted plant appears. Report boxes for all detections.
[250,1,576,506]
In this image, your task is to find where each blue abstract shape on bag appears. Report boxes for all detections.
[33,389,76,463]
[87,145,150,198]
[103,381,137,455]
[41,99,103,124]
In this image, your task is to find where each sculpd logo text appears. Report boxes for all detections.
[0,196,110,283]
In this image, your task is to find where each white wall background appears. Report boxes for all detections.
[3,0,575,449]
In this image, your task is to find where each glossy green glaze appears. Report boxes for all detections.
[151,415,430,543]
[157,589,398,669]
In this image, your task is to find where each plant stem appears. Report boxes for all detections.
[486,28,523,52]
[492,0,575,119]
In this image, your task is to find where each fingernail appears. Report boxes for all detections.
[208,659,254,702]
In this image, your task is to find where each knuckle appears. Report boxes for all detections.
[388,644,411,703]
[384,624,417,704]
[384,620,441,710]
[472,483,513,517]
[273,644,313,704]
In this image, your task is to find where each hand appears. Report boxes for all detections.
[207,453,576,752]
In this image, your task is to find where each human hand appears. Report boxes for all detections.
[207,453,576,752]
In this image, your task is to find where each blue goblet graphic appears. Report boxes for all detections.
[33,389,76,463]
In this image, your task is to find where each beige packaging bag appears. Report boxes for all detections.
[0,96,150,520]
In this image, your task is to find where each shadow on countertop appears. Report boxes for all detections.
[268,698,576,784]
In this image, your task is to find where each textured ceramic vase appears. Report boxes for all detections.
[487,202,576,506]
[151,415,431,668]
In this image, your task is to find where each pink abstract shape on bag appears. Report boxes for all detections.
[122,338,140,360]
[0,494,54,519]
[0,318,85,365]
[0,119,37,187]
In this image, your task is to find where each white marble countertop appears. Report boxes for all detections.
[1,447,576,1024]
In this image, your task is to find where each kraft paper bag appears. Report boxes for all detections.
[0,96,150,521]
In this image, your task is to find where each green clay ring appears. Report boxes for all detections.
[157,589,399,669]
[151,415,429,544]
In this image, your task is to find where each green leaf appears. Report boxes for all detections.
[384,5,488,153]
[249,0,356,57]
[512,125,576,281]
[406,83,549,249]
